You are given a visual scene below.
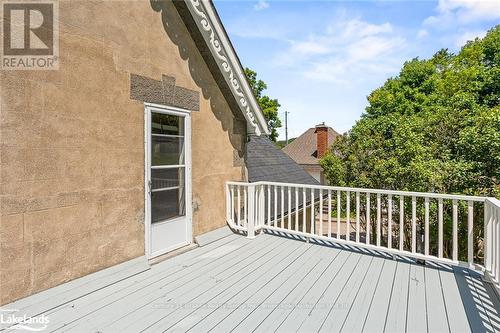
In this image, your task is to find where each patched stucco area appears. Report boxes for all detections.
[0,0,245,305]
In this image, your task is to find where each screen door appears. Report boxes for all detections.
[145,105,191,258]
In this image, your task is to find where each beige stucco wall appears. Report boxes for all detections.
[0,0,246,305]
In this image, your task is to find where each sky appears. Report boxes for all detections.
[213,0,500,140]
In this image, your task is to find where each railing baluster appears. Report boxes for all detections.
[496,208,499,282]
[328,190,332,237]
[412,196,416,253]
[302,188,307,233]
[230,185,235,224]
[246,184,255,238]
[226,183,230,222]
[493,207,500,282]
[311,189,315,235]
[288,186,292,230]
[425,197,429,256]
[388,194,392,249]
[281,186,285,229]
[438,198,443,258]
[267,185,271,226]
[260,185,266,225]
[244,187,248,227]
[319,189,323,236]
[237,186,241,226]
[274,185,277,225]
[453,199,458,261]
[295,187,299,232]
[400,195,404,251]
[493,206,498,280]
[484,202,491,273]
[366,193,370,245]
[337,191,341,240]
[376,193,381,246]
[346,191,350,241]
[468,200,473,267]
[356,191,360,243]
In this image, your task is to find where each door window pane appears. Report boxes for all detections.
[152,113,184,136]
[151,136,184,166]
[150,112,186,224]
[151,187,186,223]
[151,168,184,190]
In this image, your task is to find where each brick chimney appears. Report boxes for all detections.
[315,122,328,159]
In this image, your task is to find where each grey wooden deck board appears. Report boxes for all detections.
[406,264,428,333]
[2,256,150,321]
[453,265,492,333]
[361,259,398,333]
[339,257,386,333]
[384,259,411,333]
[40,234,250,332]
[3,232,499,333]
[186,242,318,333]
[154,237,307,333]
[276,252,362,333]
[249,246,344,333]
[439,265,472,333]
[62,234,280,332]
[480,278,500,332]
[255,250,353,333]
[231,244,341,333]
[319,254,380,333]
[466,270,499,332]
[113,235,296,332]
[424,266,450,333]
[194,225,234,247]
[215,244,328,332]
[298,254,373,332]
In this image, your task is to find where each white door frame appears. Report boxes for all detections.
[144,103,193,259]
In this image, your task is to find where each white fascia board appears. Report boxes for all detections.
[185,0,270,136]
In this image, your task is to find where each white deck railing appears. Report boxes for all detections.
[226,181,500,291]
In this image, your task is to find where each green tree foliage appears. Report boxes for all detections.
[320,25,500,260]
[245,68,282,141]
[321,25,499,198]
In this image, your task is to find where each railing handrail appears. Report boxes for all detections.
[226,181,489,202]
[486,197,500,207]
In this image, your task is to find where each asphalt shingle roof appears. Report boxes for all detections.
[246,135,319,185]
[282,127,340,165]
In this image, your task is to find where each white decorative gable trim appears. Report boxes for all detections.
[185,0,270,136]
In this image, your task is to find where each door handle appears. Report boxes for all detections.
[148,180,152,195]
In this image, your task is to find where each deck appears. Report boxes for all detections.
[2,231,499,333]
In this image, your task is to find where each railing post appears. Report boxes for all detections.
[246,183,256,239]
[225,183,231,223]
[484,200,492,273]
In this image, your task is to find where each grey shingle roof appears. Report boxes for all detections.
[246,135,319,185]
[245,135,321,223]
[282,127,340,165]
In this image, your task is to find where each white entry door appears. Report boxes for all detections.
[145,104,192,258]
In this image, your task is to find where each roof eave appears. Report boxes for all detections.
[175,0,270,136]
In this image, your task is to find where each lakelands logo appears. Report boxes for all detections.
[1,0,59,70]
[0,309,49,331]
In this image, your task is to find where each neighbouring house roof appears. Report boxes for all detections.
[282,127,340,165]
[169,0,270,136]
[246,135,319,185]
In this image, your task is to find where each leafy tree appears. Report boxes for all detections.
[245,68,282,141]
[320,25,500,261]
